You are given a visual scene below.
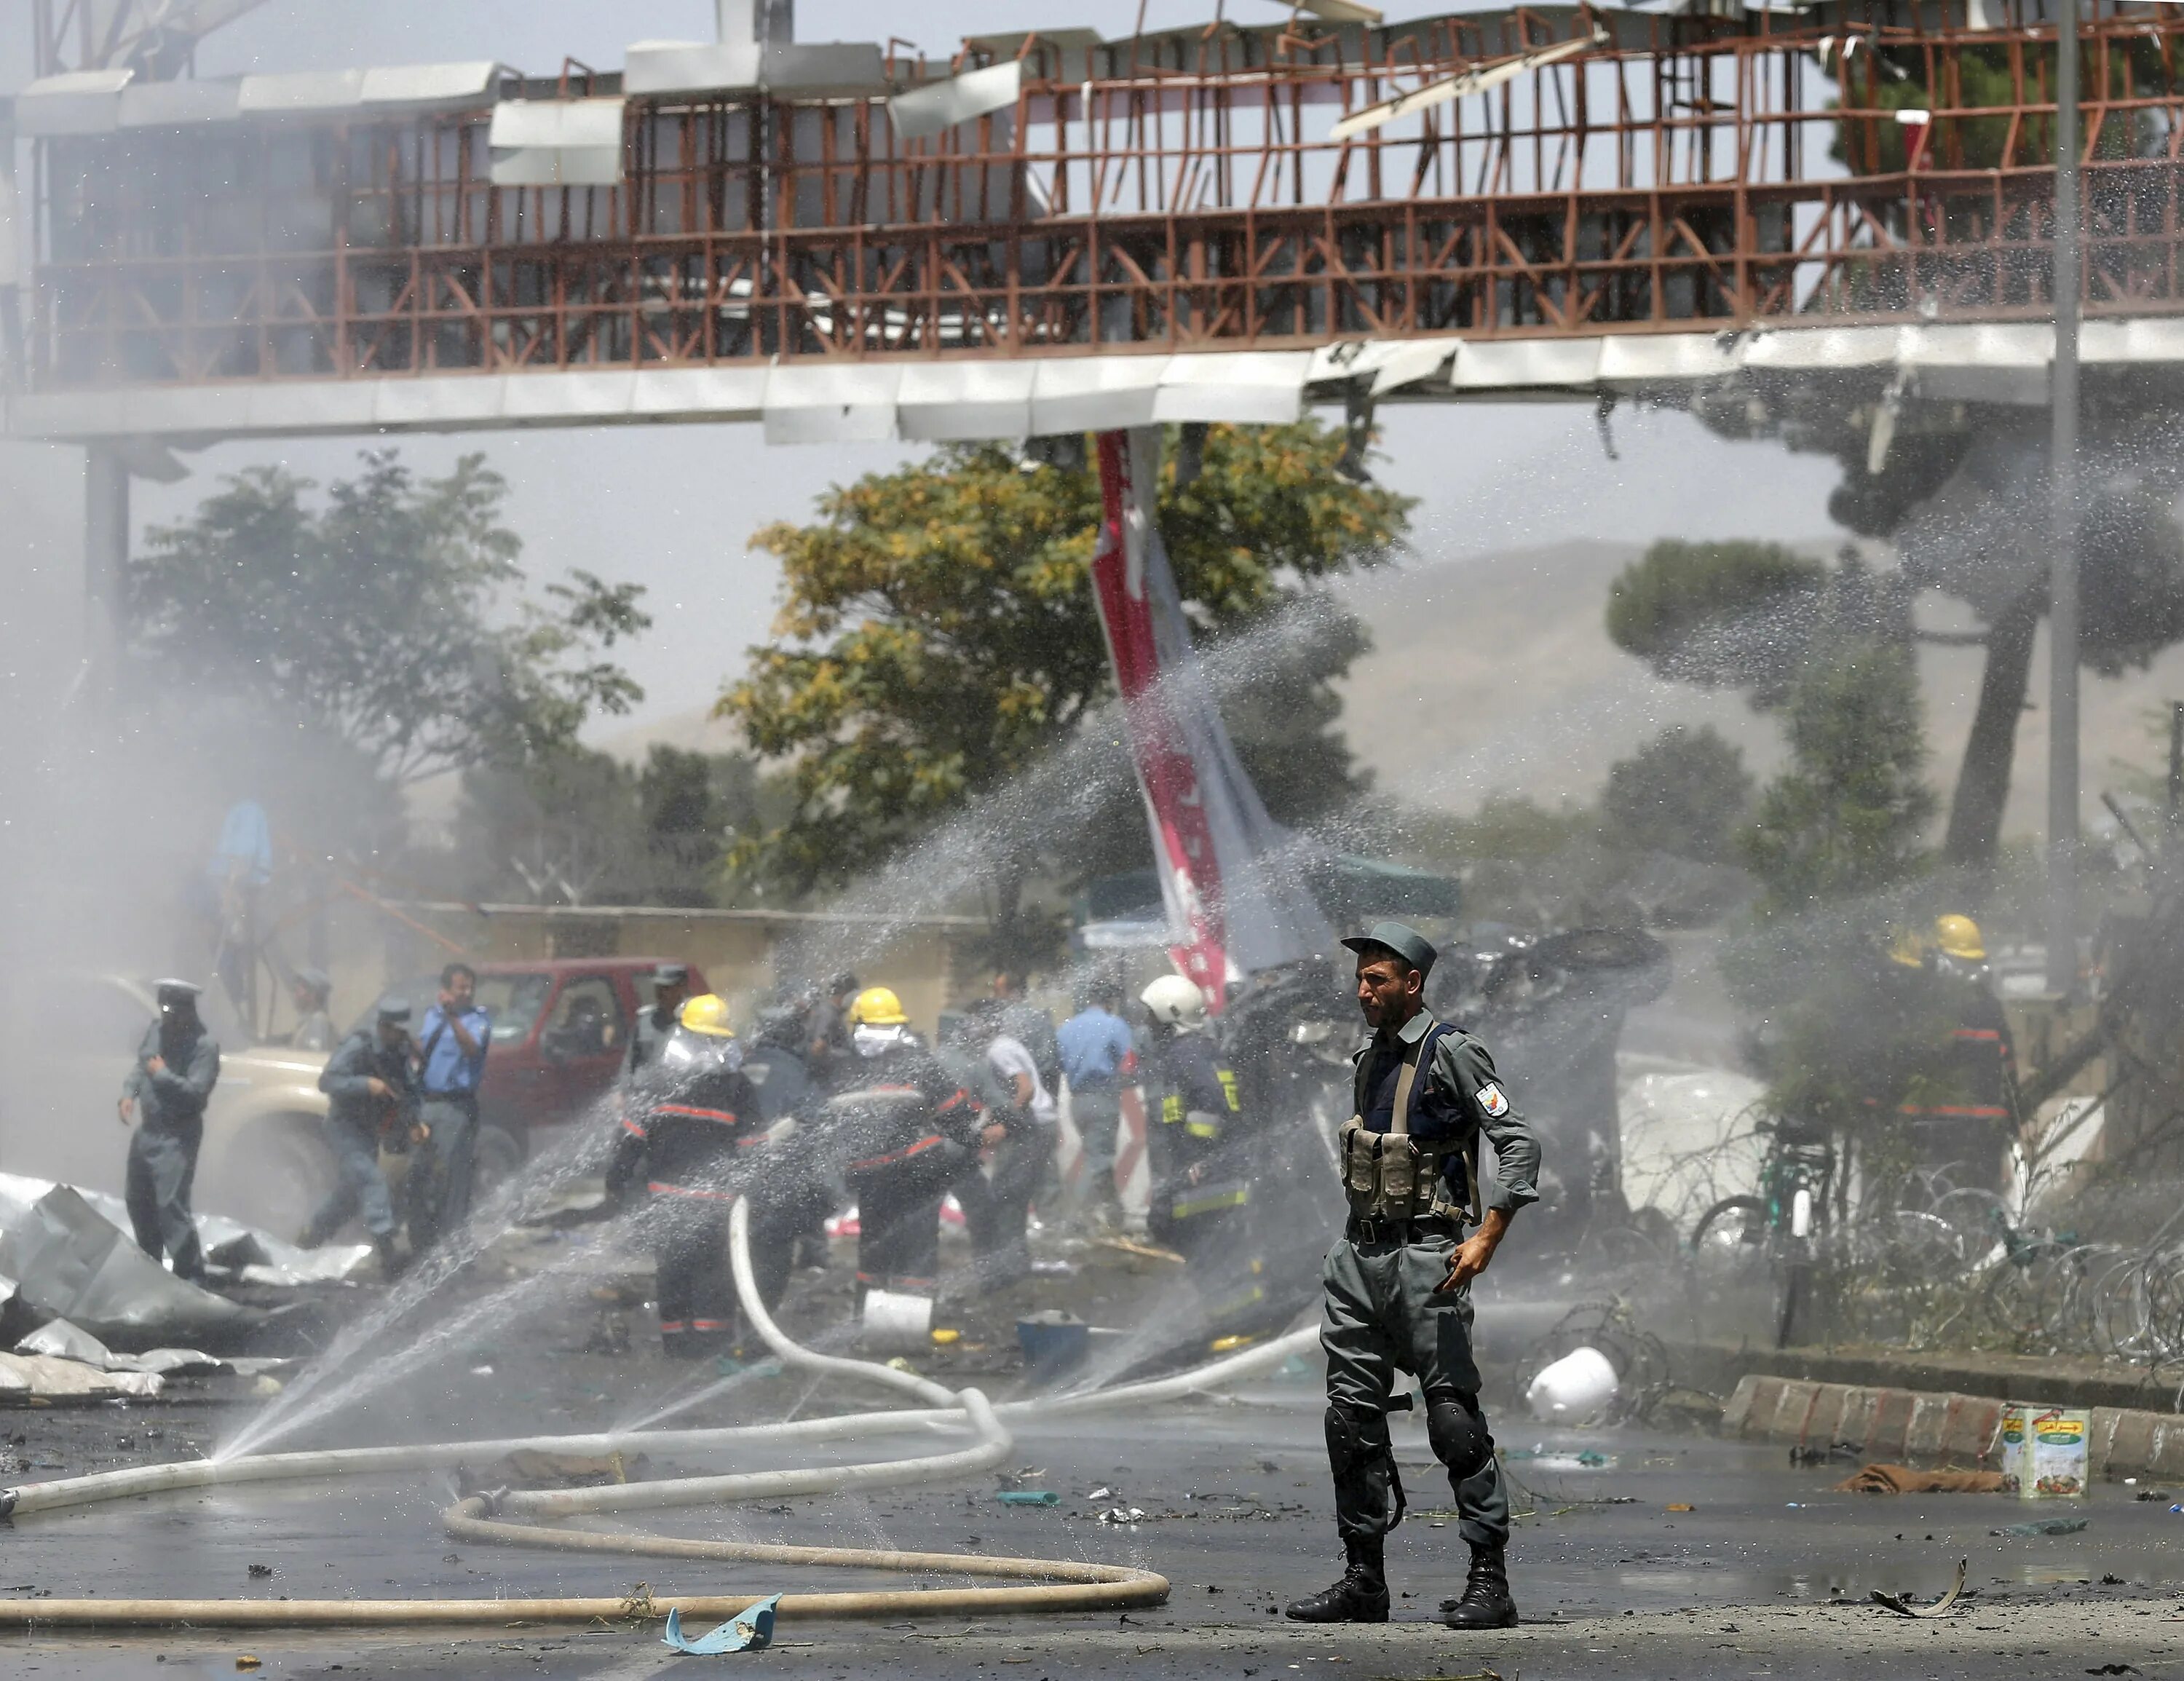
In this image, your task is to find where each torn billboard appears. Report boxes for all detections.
[1088,427,1332,994]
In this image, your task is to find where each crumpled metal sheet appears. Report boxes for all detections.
[0,1173,371,1288]
[0,1184,258,1348]
[14,1317,271,1377]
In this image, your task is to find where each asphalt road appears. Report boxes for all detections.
[7,1387,2184,1680]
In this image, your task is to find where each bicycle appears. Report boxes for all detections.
[1689,1120,1836,1349]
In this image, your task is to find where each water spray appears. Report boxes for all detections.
[0,1193,1316,1633]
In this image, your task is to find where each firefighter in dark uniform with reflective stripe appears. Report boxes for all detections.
[824,986,982,1313]
[1138,973,1249,1259]
[1883,914,2019,1192]
[606,994,766,1359]
[1288,922,1542,1632]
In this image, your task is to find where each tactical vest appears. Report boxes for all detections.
[1339,1025,1479,1225]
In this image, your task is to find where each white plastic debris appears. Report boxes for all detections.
[1524,1345,1620,1424]
[861,1288,933,1351]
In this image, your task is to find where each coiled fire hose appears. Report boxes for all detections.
[0,1196,1318,1631]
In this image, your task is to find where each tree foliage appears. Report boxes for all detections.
[1741,634,1934,915]
[1606,540,1829,707]
[451,743,785,907]
[131,450,650,784]
[1602,725,1755,863]
[721,424,1411,903]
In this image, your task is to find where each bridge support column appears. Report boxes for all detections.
[83,445,128,706]
[2047,0,2083,998]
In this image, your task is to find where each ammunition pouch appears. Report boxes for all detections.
[1341,1021,1479,1227]
[1339,1118,1460,1222]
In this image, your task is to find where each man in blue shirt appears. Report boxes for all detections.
[409,961,491,1253]
[1056,978,1135,1227]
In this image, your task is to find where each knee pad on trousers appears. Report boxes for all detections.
[1425,1391,1493,1480]
[1324,1402,1391,1476]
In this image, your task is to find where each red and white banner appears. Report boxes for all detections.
[1088,427,1331,1002]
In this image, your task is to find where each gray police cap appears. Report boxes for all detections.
[652,963,690,986]
[1340,920,1437,977]
[153,978,202,1003]
[295,966,331,993]
[376,996,412,1024]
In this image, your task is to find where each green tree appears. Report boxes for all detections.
[1606,539,1828,708]
[450,743,788,907]
[1741,635,1934,915]
[721,424,1410,944]
[1602,725,1754,863]
[131,450,650,784]
[636,744,795,907]
[454,748,646,906]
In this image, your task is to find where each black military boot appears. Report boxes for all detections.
[1285,1538,1390,1623]
[1440,1541,1518,1629]
[372,1232,407,1281]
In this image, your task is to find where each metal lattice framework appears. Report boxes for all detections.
[28,6,2184,392]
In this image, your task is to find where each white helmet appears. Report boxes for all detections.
[1140,973,1209,1032]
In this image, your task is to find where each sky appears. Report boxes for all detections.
[9,1,1844,750]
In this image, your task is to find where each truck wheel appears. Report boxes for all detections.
[206,1115,336,1241]
[473,1124,526,1203]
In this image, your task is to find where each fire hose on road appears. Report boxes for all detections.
[0,1196,1318,1631]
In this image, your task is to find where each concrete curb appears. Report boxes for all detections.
[1667,1340,2184,1415]
[1722,1373,2184,1482]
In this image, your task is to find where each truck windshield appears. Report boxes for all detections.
[474,973,553,1044]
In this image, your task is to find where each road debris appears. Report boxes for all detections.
[1835,1464,2007,1495]
[995,1490,1059,1506]
[662,1596,780,1655]
[1096,1507,1148,1524]
[1872,1555,1969,1617]
[1524,1345,1619,1423]
[1993,1516,2089,1537]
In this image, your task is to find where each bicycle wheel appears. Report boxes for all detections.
[1692,1195,1768,1257]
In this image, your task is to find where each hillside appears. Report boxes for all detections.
[1332,539,2184,836]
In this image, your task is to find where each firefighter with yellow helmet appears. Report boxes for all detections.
[1884,914,2019,1190]
[823,986,985,1314]
[606,994,767,1358]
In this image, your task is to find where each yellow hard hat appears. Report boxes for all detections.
[1887,926,1930,968]
[678,994,737,1038]
[848,986,909,1027]
[1934,914,1987,962]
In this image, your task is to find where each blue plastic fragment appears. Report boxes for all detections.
[661,1595,781,1654]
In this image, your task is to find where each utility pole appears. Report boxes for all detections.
[2046,0,2082,997]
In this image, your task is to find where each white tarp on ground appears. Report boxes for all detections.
[1616,1055,1767,1233]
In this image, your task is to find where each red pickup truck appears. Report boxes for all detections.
[376,957,711,1181]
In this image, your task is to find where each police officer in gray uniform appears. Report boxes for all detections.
[1286,922,1541,1631]
[119,979,221,1280]
[628,963,692,1080]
